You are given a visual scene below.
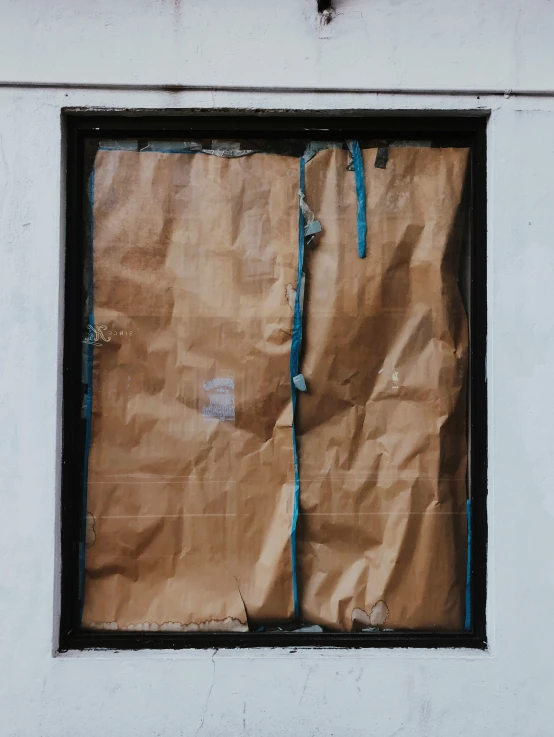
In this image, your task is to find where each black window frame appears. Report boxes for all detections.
[60,111,488,651]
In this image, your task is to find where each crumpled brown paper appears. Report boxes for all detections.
[297,146,470,630]
[82,149,300,631]
[81,142,470,634]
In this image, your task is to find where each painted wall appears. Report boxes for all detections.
[1,1,553,735]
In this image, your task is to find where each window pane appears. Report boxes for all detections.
[79,139,470,634]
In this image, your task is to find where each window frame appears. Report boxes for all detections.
[60,111,488,651]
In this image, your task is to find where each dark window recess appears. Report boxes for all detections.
[317,0,333,14]
[60,113,488,651]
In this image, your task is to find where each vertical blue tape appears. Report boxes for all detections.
[289,157,306,618]
[79,169,95,617]
[464,498,472,630]
[350,141,367,259]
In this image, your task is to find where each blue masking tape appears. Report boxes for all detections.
[465,498,472,630]
[348,141,367,259]
[305,220,322,237]
[292,374,307,392]
[289,157,306,618]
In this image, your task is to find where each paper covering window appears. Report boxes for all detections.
[70,131,480,641]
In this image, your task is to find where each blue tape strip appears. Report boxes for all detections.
[349,141,367,259]
[289,157,306,618]
[464,498,472,630]
[138,149,200,155]
[98,147,200,154]
[79,169,96,618]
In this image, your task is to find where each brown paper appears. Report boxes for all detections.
[81,142,470,635]
[297,146,470,630]
[82,149,300,631]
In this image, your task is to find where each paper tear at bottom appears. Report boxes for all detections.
[369,600,389,626]
[352,600,390,628]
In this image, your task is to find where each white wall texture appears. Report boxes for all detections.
[0,0,553,735]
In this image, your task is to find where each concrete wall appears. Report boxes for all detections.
[1,1,553,735]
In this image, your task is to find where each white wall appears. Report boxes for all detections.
[1,1,554,735]
[2,0,554,92]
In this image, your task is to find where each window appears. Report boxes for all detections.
[60,114,487,649]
